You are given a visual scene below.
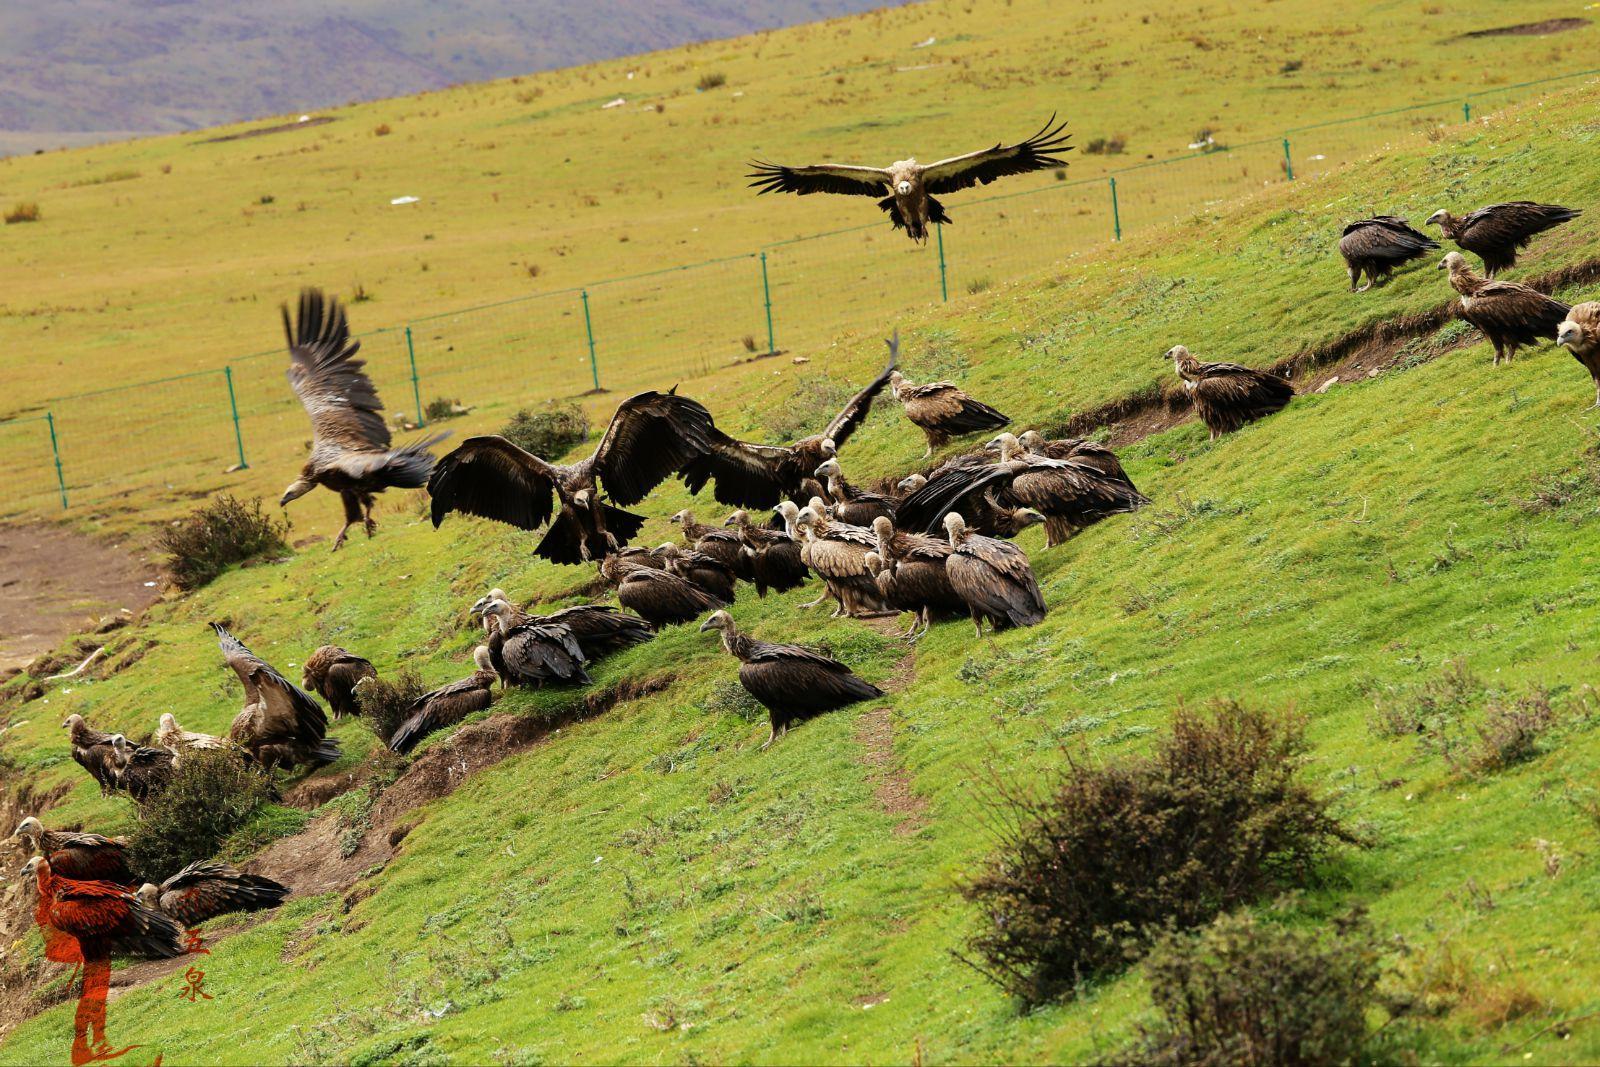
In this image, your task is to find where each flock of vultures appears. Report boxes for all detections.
[17,112,1600,983]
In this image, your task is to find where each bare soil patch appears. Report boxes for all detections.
[1458,18,1587,39]
[0,525,159,673]
[194,116,335,144]
[855,651,928,834]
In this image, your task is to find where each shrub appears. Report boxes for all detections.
[1465,688,1557,773]
[125,748,277,882]
[350,281,372,302]
[763,376,857,443]
[966,277,993,296]
[1119,910,1385,1066]
[1083,136,1127,155]
[500,403,589,458]
[373,123,392,136]
[958,701,1357,1004]
[158,494,290,591]
[423,396,466,421]
[4,202,41,224]
[355,667,426,745]
[697,71,727,90]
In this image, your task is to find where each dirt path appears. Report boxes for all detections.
[855,645,929,835]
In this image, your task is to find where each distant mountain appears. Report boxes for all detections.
[0,1,893,150]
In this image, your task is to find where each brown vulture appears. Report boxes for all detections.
[110,735,175,801]
[794,505,891,618]
[868,516,965,641]
[599,555,726,629]
[473,591,654,661]
[1426,202,1581,277]
[657,542,739,604]
[13,818,132,884]
[725,510,809,597]
[747,115,1070,242]
[1167,345,1294,439]
[477,604,588,688]
[429,391,714,565]
[136,861,290,926]
[1016,430,1140,486]
[1338,216,1439,291]
[25,856,184,960]
[1441,252,1571,365]
[156,712,230,767]
[699,610,883,748]
[387,649,499,754]
[668,509,751,579]
[679,345,897,510]
[944,512,1047,635]
[301,646,377,719]
[814,457,897,527]
[889,367,1010,457]
[214,622,340,774]
[63,714,119,796]
[1558,303,1600,407]
[276,289,447,551]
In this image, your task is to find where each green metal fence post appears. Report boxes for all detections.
[1463,101,1472,122]
[1109,177,1122,241]
[935,223,949,302]
[45,411,67,510]
[758,251,777,355]
[223,366,248,470]
[581,290,600,390]
[404,326,425,427]
[1282,138,1295,180]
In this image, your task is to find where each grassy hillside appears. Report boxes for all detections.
[4,79,1600,1063]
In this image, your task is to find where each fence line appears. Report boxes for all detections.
[3,65,1598,520]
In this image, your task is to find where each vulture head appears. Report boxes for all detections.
[863,551,886,577]
[61,713,85,732]
[944,511,970,545]
[698,609,736,634]
[815,458,843,480]
[775,501,801,535]
[1424,209,1451,228]
[573,489,594,509]
[279,479,314,507]
[1015,508,1047,529]
[110,734,132,769]
[871,515,894,549]
[897,473,927,494]
[668,509,692,526]
[157,713,181,746]
[480,598,516,623]
[1558,318,1584,350]
[820,438,838,459]
[995,433,1023,461]
[656,542,682,559]
[1164,344,1191,362]
[1018,430,1046,451]
[724,510,750,527]
[1438,251,1469,273]
[135,883,159,909]
[21,855,44,880]
[470,589,508,617]
[888,370,908,399]
[795,506,821,536]
[473,646,494,671]
[13,816,42,844]
[807,495,829,515]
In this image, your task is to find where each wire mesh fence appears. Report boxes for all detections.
[5,66,1598,520]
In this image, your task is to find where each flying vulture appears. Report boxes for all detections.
[1338,216,1439,291]
[944,512,1047,635]
[110,735,175,801]
[472,591,654,661]
[1441,252,1571,365]
[155,712,230,767]
[301,646,377,720]
[724,510,809,598]
[657,542,739,604]
[429,390,715,565]
[1426,202,1581,277]
[1167,345,1294,439]
[679,344,897,510]
[699,610,883,749]
[795,505,891,618]
[815,457,897,527]
[747,115,1071,242]
[13,818,132,884]
[889,367,1010,457]
[868,516,965,641]
[62,714,118,796]
[276,289,448,550]
[214,623,340,774]
[25,856,185,960]
[599,554,726,629]
[1557,303,1600,407]
[478,604,589,688]
[136,861,290,926]
[387,649,499,754]
[667,509,751,579]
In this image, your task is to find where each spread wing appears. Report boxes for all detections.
[747,161,892,197]
[921,115,1072,194]
[821,335,899,447]
[283,288,390,452]
[590,391,715,506]
[157,861,290,925]
[212,623,267,708]
[679,432,795,510]
[428,436,561,531]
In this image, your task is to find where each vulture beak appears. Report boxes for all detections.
[1425,210,1445,226]
[698,617,715,632]
[896,180,912,195]
[1557,323,1578,348]
[279,480,312,506]
[1436,257,1447,270]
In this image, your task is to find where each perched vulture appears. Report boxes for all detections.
[479,605,589,688]
[1337,216,1438,292]
[748,115,1070,242]
[944,512,1047,635]
[725,510,809,598]
[156,712,229,766]
[13,818,132,884]
[700,611,883,748]
[794,505,891,618]
[1167,345,1294,439]
[25,856,184,960]
[679,344,897,510]
[1557,303,1600,407]
[868,516,966,640]
[429,390,714,565]
[301,646,377,719]
[1015,430,1141,487]
[276,289,447,550]
[109,735,175,801]
[388,649,499,754]
[214,623,340,774]
[62,714,118,796]
[136,861,290,926]
[667,509,751,580]
[889,366,1010,456]
[657,542,739,604]
[1442,252,1572,365]
[815,457,897,527]
[1427,202,1581,277]
[474,593,654,661]
[599,555,725,630]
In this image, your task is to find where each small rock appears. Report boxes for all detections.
[792,356,810,365]
[1315,376,1339,394]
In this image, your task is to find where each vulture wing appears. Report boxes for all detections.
[819,338,899,447]
[212,622,266,709]
[1460,201,1582,247]
[747,161,892,197]
[388,674,495,754]
[921,115,1072,194]
[896,464,1014,534]
[590,391,715,506]
[51,878,185,958]
[428,436,561,531]
[679,432,795,509]
[902,382,1010,435]
[1339,217,1438,263]
[283,288,390,453]
[1465,285,1571,343]
[157,861,290,925]
[740,642,883,714]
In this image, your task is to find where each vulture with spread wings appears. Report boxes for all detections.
[428,391,714,565]
[748,116,1070,241]
[278,289,447,550]
[213,623,340,774]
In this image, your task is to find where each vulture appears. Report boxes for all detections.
[889,367,1010,457]
[387,649,499,754]
[679,344,897,510]
[699,611,883,748]
[25,856,184,960]
[214,623,341,774]
[657,542,740,604]
[1557,303,1600,407]
[156,712,229,766]
[815,457,897,527]
[1427,202,1582,277]
[747,115,1070,242]
[110,735,175,801]
[1015,430,1140,489]
[428,390,715,565]
[794,505,891,618]
[479,605,589,688]
[668,509,751,579]
[1338,216,1439,292]
[1442,252,1572,365]
[276,288,447,550]
[868,516,966,640]
[63,714,118,796]
[1167,345,1294,439]
[473,591,654,661]
[301,646,377,719]
[725,510,809,598]
[944,512,1047,635]
[599,554,726,629]
[896,433,1148,546]
[13,818,132,884]
[136,861,290,926]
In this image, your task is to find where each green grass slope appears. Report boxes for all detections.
[4,84,1600,1065]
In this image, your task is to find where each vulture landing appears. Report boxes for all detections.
[1427,202,1581,277]
[214,622,340,774]
[1338,216,1438,291]
[1442,252,1571,366]
[944,512,1047,636]
[1557,303,1600,407]
[1167,345,1293,439]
